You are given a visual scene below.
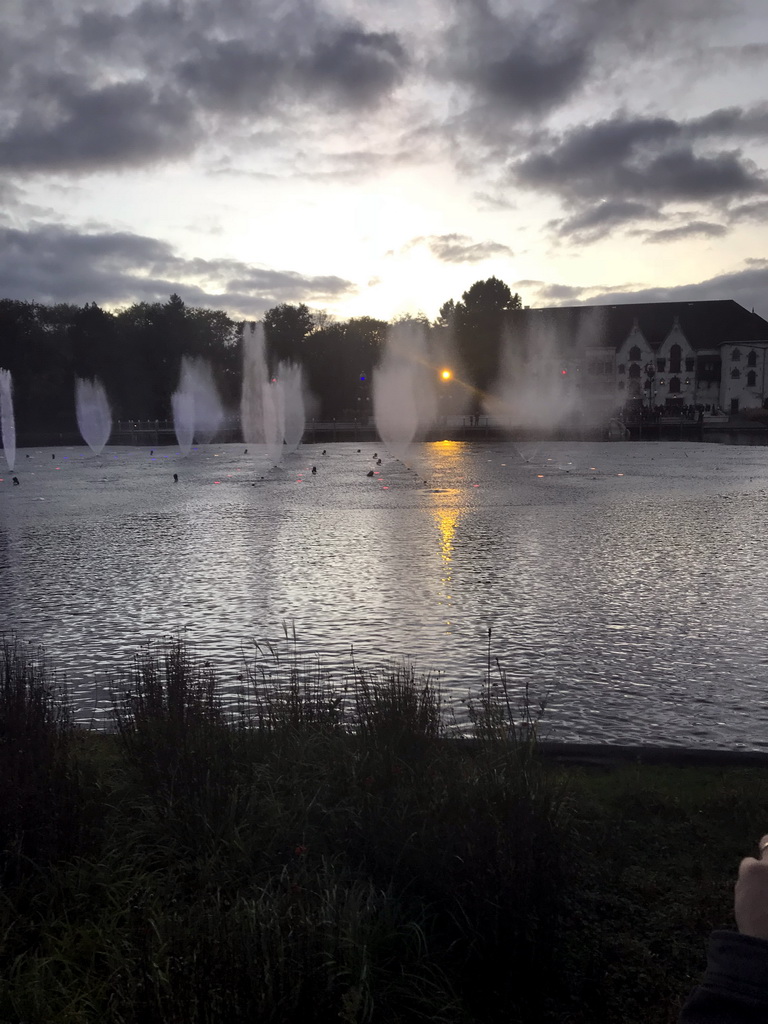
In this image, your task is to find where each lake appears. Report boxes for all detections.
[2,439,768,751]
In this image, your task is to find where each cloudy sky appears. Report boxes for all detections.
[2,0,768,322]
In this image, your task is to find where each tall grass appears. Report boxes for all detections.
[0,636,84,885]
[5,630,731,1022]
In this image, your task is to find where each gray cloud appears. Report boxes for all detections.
[473,191,516,211]
[728,199,768,223]
[514,111,768,201]
[297,28,408,108]
[556,200,662,241]
[569,264,768,319]
[470,38,588,114]
[643,220,727,243]
[512,108,768,242]
[537,283,586,300]
[0,78,195,172]
[0,3,409,174]
[0,224,355,318]
[405,233,513,263]
[442,2,593,117]
[177,42,283,115]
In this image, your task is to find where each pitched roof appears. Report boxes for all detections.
[507,300,768,352]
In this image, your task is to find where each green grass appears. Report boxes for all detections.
[1,633,766,1023]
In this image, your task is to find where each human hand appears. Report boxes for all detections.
[735,834,768,941]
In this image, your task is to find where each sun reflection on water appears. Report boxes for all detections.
[431,503,461,627]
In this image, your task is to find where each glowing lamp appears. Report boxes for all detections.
[441,369,452,381]
[561,369,567,375]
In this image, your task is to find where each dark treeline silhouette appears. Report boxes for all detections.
[0,277,521,432]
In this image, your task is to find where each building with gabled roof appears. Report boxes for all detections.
[504,299,768,416]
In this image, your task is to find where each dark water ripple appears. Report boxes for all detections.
[3,440,768,749]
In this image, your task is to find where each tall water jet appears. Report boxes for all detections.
[0,368,15,471]
[172,356,224,455]
[279,361,305,453]
[486,307,609,433]
[75,376,112,455]
[182,356,224,444]
[241,322,270,455]
[373,320,437,459]
[241,323,305,465]
[172,390,195,456]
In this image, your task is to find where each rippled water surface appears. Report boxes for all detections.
[3,439,768,750]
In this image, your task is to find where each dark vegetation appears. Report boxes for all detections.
[0,278,521,432]
[2,633,760,1023]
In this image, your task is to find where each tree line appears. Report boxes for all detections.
[0,279,521,433]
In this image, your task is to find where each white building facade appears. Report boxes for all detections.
[514,300,768,417]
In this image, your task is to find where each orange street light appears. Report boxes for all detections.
[440,369,452,381]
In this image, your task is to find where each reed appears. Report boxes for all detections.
[2,633,761,1022]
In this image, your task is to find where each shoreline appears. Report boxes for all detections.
[532,738,768,768]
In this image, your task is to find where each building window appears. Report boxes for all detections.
[629,363,641,378]
[618,363,626,374]
[732,348,741,361]
[697,356,721,382]
[731,368,741,379]
[748,370,757,387]
[629,346,641,361]
[587,360,613,375]
[685,357,695,371]
[669,377,681,393]
[748,350,757,367]
[670,345,682,372]
[656,358,666,371]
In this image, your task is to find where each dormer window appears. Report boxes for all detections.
[732,348,741,361]
[748,350,757,367]
[629,346,641,361]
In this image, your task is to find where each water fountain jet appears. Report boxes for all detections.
[373,320,437,462]
[0,368,16,472]
[75,377,112,455]
[241,323,305,466]
[172,356,224,455]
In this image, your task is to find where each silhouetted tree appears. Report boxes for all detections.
[434,299,457,330]
[303,316,386,420]
[451,277,521,402]
[263,303,314,371]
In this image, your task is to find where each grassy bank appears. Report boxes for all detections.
[2,635,767,1023]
